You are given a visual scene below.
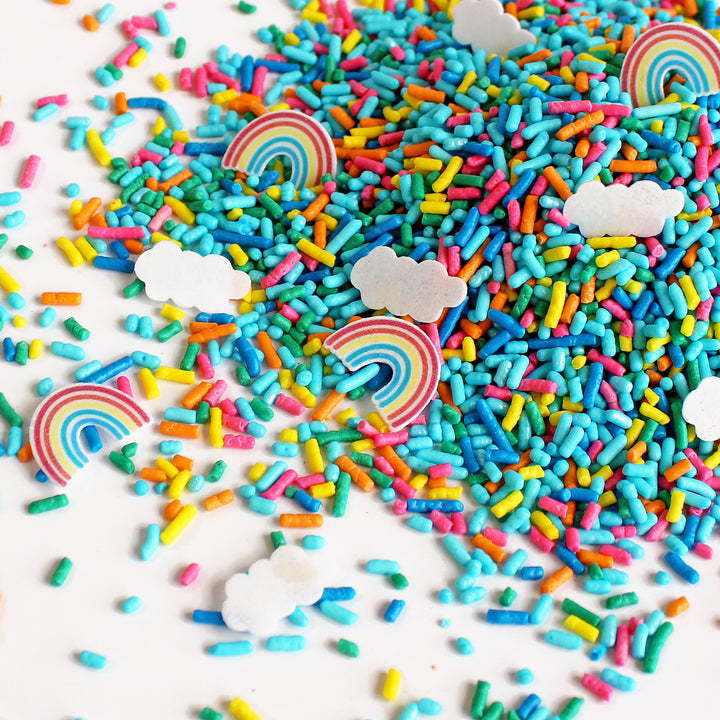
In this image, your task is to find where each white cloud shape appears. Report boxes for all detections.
[682,376,720,442]
[221,545,325,635]
[563,180,684,238]
[134,241,251,310]
[350,246,467,323]
[452,0,536,56]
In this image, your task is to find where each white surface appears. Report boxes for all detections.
[0,3,719,720]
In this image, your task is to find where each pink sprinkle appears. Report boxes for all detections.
[610,525,637,539]
[116,375,133,396]
[195,67,208,98]
[529,525,555,553]
[222,414,248,432]
[485,385,513,401]
[260,251,301,289]
[599,544,632,566]
[196,352,215,380]
[694,542,713,559]
[699,112,714,146]
[19,155,41,189]
[547,208,570,227]
[204,379,227,406]
[451,512,467,535]
[354,155,386,175]
[429,463,452,479]
[582,674,613,701]
[148,203,173,232]
[374,456,396,476]
[580,502,601,530]
[217,399,237,416]
[179,67,193,91]
[587,439,603,463]
[614,624,629,666]
[357,419,379,437]
[429,510,452,533]
[296,474,325,489]
[179,563,200,586]
[37,94,68,108]
[223,434,255,449]
[478,181,510,215]
[135,148,164,164]
[538,496,569,519]
[87,225,145,239]
[420,322,443,363]
[0,121,15,147]
[120,21,139,39]
[485,169,507,192]
[517,378,558,394]
[547,100,592,114]
[482,527,508,546]
[445,331,465,350]
[591,103,631,117]
[279,304,300,323]
[502,242,516,280]
[132,15,158,29]
[696,145,709,181]
[251,65,268,97]
[261,470,297,500]
[392,477,416,499]
[274,393,305,415]
[587,348,626,376]
[565,527,580,552]
[114,42,139,68]
[392,499,407,516]
[507,199,521,231]
[374,431,408,447]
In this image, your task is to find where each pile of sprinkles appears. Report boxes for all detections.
[5,0,720,717]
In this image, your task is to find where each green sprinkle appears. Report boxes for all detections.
[29,494,69,514]
[123,278,145,298]
[470,680,490,719]
[250,397,274,422]
[122,442,138,458]
[390,572,408,590]
[207,460,227,483]
[174,37,187,58]
[643,621,674,673]
[558,697,584,720]
[270,531,286,549]
[196,401,210,424]
[15,244,32,259]
[109,450,135,474]
[64,317,90,341]
[50,557,73,586]
[337,638,359,657]
[14,341,28,366]
[180,342,201,371]
[605,591,638,609]
[157,320,183,342]
[498,587,517,607]
[332,472,351,517]
[0,392,23,426]
[199,708,223,720]
[483,701,504,720]
[0,233,8,251]
[561,598,601,628]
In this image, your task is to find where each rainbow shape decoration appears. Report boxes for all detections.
[29,384,150,486]
[621,23,720,107]
[324,317,441,431]
[222,110,337,189]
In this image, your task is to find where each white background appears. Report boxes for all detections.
[1,2,720,720]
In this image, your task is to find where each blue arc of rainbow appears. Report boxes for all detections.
[325,317,442,431]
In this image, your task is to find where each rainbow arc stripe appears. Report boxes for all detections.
[325,317,441,431]
[222,110,337,189]
[30,384,150,485]
[621,23,720,107]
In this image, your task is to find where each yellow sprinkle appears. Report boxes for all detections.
[305,438,325,473]
[69,199,84,217]
[213,89,238,105]
[291,383,316,408]
[527,74,550,91]
[128,48,148,67]
[156,367,195,384]
[518,5,544,18]
[12,316,25,328]
[542,246,571,263]
[598,490,617,506]
[168,469,192,499]
[530,510,560,540]
[625,418,644,448]
[367,412,389,432]
[571,355,587,370]
[208,406,223,448]
[28,339,43,359]
[0,266,20,295]
[544,281,566,329]
[564,615,600,643]
[577,467,592,487]
[428,487,463,500]
[138,367,160,399]
[382,668,402,701]
[502,394,525,432]
[75,236,98,261]
[309,481,336,499]
[160,303,185,322]
[518,465,544,480]
[678,275,701,311]
[336,408,356,425]
[296,238,336,266]
[229,697,262,720]
[457,71,478,95]
[279,429,299,443]
[160,504,196,544]
[173,130,190,143]
[595,250,621,268]
[86,129,112,167]
[587,236,636,249]
[341,28,362,54]
[349,125,385,139]
[643,388,660,406]
[420,200,451,215]
[461,335,476,362]
[666,489,686,523]
[432,156,464,193]
[164,196,196,225]
[156,457,179,479]
[249,462,267,482]
[639,402,670,424]
[492,490,524,518]
[351,438,375,453]
[227,208,243,221]
[57,237,84,267]
[154,73,172,92]
[410,474,429,490]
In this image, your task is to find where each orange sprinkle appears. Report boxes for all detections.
[576,549,614,568]
[115,92,128,115]
[187,323,238,344]
[542,167,572,201]
[620,25,635,53]
[17,443,33,463]
[666,596,689,617]
[470,533,506,563]
[556,110,605,141]
[40,292,82,305]
[580,276,596,304]
[560,293,580,324]
[158,420,200,439]
[540,566,574,594]
[378,445,412,481]
[82,14,100,30]
[257,330,282,369]
[311,389,346,422]
[90,211,107,227]
[403,140,436,158]
[626,441,647,463]
[301,193,329,221]
[516,48,552,68]
[125,240,145,255]
[575,71,590,94]
[205,489,234,511]
[181,381,212,410]
[520,195,539,234]
[164,499,183,521]
[335,455,374,492]
[329,106,355,130]
[575,137,591,158]
[279,513,323,528]
[158,169,193,193]
[141,468,167,483]
[608,159,658,173]
[664,458,692,483]
[72,197,102,230]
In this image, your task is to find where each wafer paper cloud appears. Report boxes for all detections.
[681,376,720,442]
[563,180,685,238]
[451,0,536,56]
[134,241,251,310]
[221,545,325,635]
[350,246,467,323]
